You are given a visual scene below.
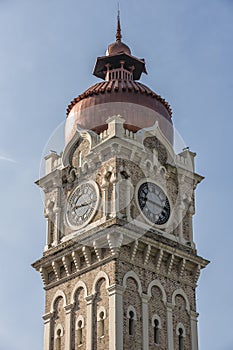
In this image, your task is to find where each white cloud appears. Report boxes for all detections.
[0,155,17,163]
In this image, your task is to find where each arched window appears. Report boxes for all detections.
[154,319,159,344]
[56,329,61,350]
[129,310,134,336]
[178,328,184,350]
[99,311,105,337]
[77,320,83,345]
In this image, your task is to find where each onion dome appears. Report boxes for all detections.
[106,14,131,56]
[65,13,173,145]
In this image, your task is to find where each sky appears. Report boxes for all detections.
[0,0,232,349]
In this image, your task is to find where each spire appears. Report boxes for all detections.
[116,4,122,42]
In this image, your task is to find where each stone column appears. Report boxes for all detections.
[189,205,195,248]
[125,178,132,220]
[54,207,61,244]
[64,304,73,350]
[166,302,174,350]
[110,172,117,217]
[42,312,53,350]
[107,284,124,350]
[190,311,199,350]
[85,294,95,350]
[177,201,185,242]
[101,184,108,219]
[44,216,50,251]
[141,293,150,350]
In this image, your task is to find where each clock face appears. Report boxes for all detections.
[138,182,170,225]
[66,181,99,228]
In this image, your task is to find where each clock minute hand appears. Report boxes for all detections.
[75,200,93,209]
[146,197,164,210]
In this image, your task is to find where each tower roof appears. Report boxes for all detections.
[65,13,173,144]
[93,11,147,81]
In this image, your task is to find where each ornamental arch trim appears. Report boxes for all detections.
[122,270,142,295]
[172,288,190,312]
[54,324,64,338]
[127,305,137,320]
[176,322,186,337]
[91,271,110,295]
[71,280,88,304]
[147,280,167,304]
[50,290,67,313]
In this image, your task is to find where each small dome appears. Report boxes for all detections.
[106,41,131,56]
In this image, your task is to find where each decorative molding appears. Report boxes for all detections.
[82,246,91,266]
[62,256,71,276]
[147,280,167,305]
[52,261,60,281]
[71,280,88,303]
[76,315,85,329]
[122,270,142,295]
[107,232,123,255]
[194,264,201,285]
[155,249,164,272]
[127,305,137,320]
[130,240,138,262]
[167,254,175,275]
[93,241,102,262]
[92,270,110,294]
[72,251,80,271]
[97,306,107,321]
[39,267,48,285]
[172,288,190,312]
[143,244,151,265]
[50,290,67,313]
[176,322,186,337]
[151,314,162,328]
[179,258,186,278]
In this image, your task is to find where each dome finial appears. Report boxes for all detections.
[116,3,122,42]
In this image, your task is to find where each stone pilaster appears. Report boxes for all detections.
[166,302,174,350]
[141,293,150,350]
[108,284,124,350]
[42,312,53,350]
[85,294,95,350]
[64,304,73,350]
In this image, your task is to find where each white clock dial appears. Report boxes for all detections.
[138,182,170,225]
[66,181,99,228]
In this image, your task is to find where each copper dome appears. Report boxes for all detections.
[65,14,173,145]
[106,41,131,56]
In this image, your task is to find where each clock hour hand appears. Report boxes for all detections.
[74,200,94,210]
[145,197,164,210]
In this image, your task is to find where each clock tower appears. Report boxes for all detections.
[33,15,209,350]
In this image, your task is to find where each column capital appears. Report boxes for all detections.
[190,310,199,320]
[107,284,125,296]
[42,312,54,323]
[64,303,74,314]
[141,293,150,303]
[85,294,95,304]
[166,302,174,311]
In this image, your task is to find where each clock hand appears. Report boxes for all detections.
[145,198,164,210]
[75,200,95,209]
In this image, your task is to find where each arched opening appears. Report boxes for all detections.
[56,329,61,350]
[77,320,83,346]
[178,327,184,350]
[99,311,105,337]
[129,310,134,336]
[153,319,159,344]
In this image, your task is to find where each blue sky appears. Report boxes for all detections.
[0,0,232,349]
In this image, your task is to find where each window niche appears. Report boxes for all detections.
[176,323,186,350]
[97,307,107,338]
[76,316,84,347]
[127,306,137,337]
[152,314,161,345]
